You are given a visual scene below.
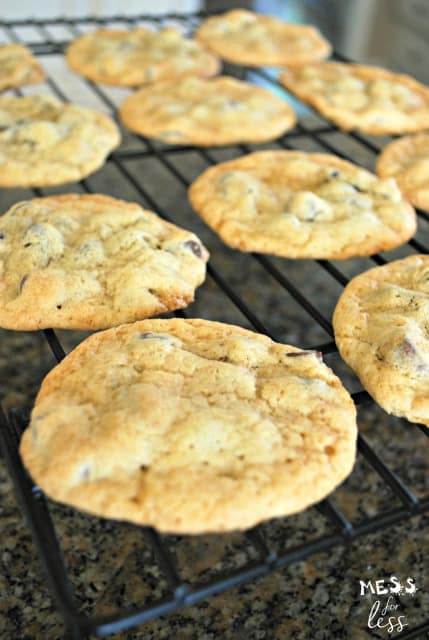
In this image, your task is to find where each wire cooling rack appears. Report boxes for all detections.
[0,12,428,640]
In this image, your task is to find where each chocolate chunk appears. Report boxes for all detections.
[225,99,241,109]
[286,350,323,361]
[184,239,202,258]
[78,463,91,481]
[139,332,169,340]
[398,338,427,372]
[285,351,310,357]
[401,338,417,356]
[19,275,28,292]
[327,169,339,178]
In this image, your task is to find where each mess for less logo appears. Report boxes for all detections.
[359,576,418,635]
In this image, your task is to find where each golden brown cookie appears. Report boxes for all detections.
[281,62,429,135]
[188,151,416,259]
[0,44,45,92]
[0,94,120,187]
[119,76,296,146]
[376,133,429,210]
[20,318,357,533]
[333,255,429,427]
[0,195,208,330]
[196,9,331,67]
[66,27,220,86]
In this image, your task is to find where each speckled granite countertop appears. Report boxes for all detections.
[1,8,429,640]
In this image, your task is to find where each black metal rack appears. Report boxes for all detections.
[0,12,428,640]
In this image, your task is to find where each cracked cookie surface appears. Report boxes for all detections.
[0,195,208,330]
[333,255,429,427]
[119,76,296,146]
[66,27,220,86]
[196,9,331,67]
[188,151,416,259]
[281,62,429,135]
[376,133,429,210]
[0,94,120,187]
[20,318,357,533]
[0,44,45,92]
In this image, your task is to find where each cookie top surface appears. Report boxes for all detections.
[119,76,296,146]
[0,44,45,92]
[66,27,220,86]
[376,134,429,210]
[188,151,416,259]
[333,255,429,427]
[0,95,120,187]
[0,195,208,330]
[20,318,357,533]
[196,9,331,67]
[281,62,429,135]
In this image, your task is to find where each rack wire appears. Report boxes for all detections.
[0,12,428,640]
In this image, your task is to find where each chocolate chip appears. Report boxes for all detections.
[56,304,62,310]
[0,125,8,133]
[138,332,171,341]
[401,338,416,356]
[184,239,202,258]
[0,231,4,239]
[23,243,32,248]
[19,274,28,292]
[226,99,241,109]
[285,351,310,357]
[286,350,323,361]
[78,463,91,481]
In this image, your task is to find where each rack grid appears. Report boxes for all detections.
[0,12,428,640]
